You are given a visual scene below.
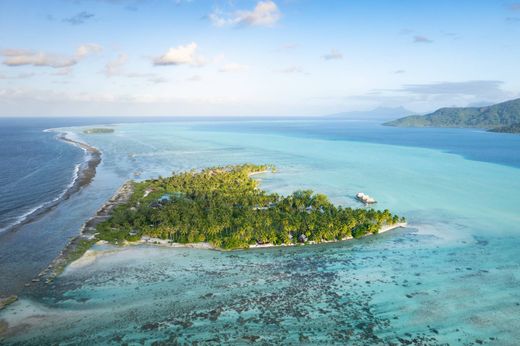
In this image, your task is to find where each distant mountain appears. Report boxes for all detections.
[384,98,520,132]
[325,107,414,121]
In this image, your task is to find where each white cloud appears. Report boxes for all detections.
[186,75,202,82]
[0,72,35,80]
[322,49,343,60]
[1,49,77,68]
[104,53,128,77]
[219,63,249,73]
[210,1,281,28]
[153,42,205,66]
[104,54,167,83]
[278,65,306,74]
[75,43,103,58]
[1,44,102,69]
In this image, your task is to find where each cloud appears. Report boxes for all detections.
[343,81,516,113]
[219,63,249,73]
[63,11,95,25]
[506,16,520,22]
[104,54,167,83]
[125,72,168,84]
[510,3,520,10]
[280,43,298,50]
[153,42,205,66]
[0,72,35,80]
[322,49,343,60]
[104,53,128,77]
[186,75,202,82]
[0,49,77,68]
[76,43,102,58]
[278,65,306,74]
[398,80,507,98]
[394,70,406,74]
[210,1,281,27]
[413,35,433,43]
[0,44,102,69]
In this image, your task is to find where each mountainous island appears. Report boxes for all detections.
[92,164,404,250]
[384,98,520,133]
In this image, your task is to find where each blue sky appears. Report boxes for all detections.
[0,0,519,116]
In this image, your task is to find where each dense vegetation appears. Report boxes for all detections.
[384,98,520,130]
[95,164,404,250]
[83,128,115,134]
[488,122,520,134]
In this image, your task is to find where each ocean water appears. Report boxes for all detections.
[1,119,520,344]
[0,119,84,232]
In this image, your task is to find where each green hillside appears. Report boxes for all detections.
[488,123,520,134]
[384,98,520,132]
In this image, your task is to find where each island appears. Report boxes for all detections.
[384,98,520,133]
[92,164,405,250]
[83,128,115,134]
[488,123,520,134]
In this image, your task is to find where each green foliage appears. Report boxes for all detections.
[488,122,520,134]
[384,98,520,129]
[95,164,401,249]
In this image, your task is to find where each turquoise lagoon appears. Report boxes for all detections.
[1,119,520,345]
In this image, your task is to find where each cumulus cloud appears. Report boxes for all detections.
[322,49,343,60]
[1,44,102,69]
[210,1,281,27]
[153,42,205,66]
[413,35,433,43]
[219,63,249,73]
[63,11,95,25]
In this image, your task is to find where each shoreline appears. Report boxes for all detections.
[34,161,406,282]
[0,131,101,235]
[67,221,408,269]
[33,181,134,285]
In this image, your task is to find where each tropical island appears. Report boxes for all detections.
[92,164,404,250]
[384,97,520,133]
[83,128,115,134]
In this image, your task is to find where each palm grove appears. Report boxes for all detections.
[96,164,404,249]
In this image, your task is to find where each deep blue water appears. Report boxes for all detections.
[195,119,520,169]
[0,119,84,231]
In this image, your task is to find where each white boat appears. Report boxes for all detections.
[356,192,377,204]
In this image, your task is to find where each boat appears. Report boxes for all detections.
[356,192,377,204]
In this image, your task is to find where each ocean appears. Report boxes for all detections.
[1,118,520,344]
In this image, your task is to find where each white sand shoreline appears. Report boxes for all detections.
[76,222,408,261]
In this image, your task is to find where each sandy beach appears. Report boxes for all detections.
[35,180,134,284]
